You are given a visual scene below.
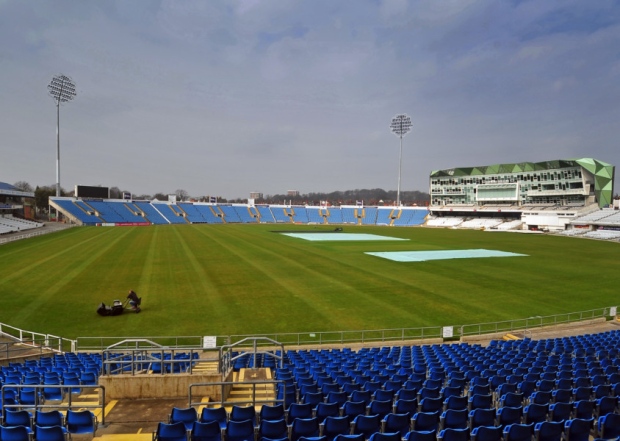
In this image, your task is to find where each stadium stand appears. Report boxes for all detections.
[0,215,43,233]
[178,202,208,223]
[220,205,242,223]
[256,205,276,223]
[272,206,292,223]
[52,199,102,225]
[306,207,324,224]
[194,205,224,224]
[291,207,309,224]
[376,208,394,225]
[426,216,464,227]
[154,203,188,224]
[341,207,357,224]
[326,207,344,224]
[392,208,428,226]
[361,207,378,225]
[134,201,169,224]
[459,218,503,229]
[233,205,258,223]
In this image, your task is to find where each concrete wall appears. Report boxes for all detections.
[100,373,223,401]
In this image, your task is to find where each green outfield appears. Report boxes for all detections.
[0,224,618,339]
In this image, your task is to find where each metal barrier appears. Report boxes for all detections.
[1,384,106,424]
[1,306,616,356]
[0,324,75,359]
[188,379,284,409]
[77,335,208,351]
[220,337,285,375]
[101,339,204,375]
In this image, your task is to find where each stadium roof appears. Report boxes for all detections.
[430,158,615,207]
[0,181,35,198]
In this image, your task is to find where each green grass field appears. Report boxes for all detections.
[0,224,618,340]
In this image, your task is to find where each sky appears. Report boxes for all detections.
[1,0,619,200]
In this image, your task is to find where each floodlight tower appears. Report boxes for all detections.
[390,114,412,206]
[48,74,77,197]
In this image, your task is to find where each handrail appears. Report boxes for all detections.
[1,384,106,425]
[188,380,284,409]
[219,337,284,375]
[1,306,617,354]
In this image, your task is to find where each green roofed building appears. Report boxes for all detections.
[429,158,614,209]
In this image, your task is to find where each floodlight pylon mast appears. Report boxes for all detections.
[390,114,412,206]
[48,74,76,197]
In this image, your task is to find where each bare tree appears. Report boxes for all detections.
[13,181,34,192]
[175,189,189,201]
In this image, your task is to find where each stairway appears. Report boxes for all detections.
[226,368,276,409]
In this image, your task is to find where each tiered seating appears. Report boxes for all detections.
[393,209,428,227]
[178,203,208,223]
[460,218,503,229]
[256,206,276,223]
[292,207,309,224]
[362,207,378,225]
[155,204,187,224]
[87,201,144,223]
[52,199,102,225]
[307,208,324,224]
[598,211,620,225]
[426,217,464,227]
[220,206,242,223]
[374,209,392,225]
[326,208,344,224]
[134,201,169,224]
[496,220,523,230]
[559,229,587,237]
[341,208,357,224]
[572,209,616,224]
[0,216,43,233]
[234,206,258,223]
[195,205,224,224]
[583,230,620,240]
[233,330,620,441]
[272,207,292,223]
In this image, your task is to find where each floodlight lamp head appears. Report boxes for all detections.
[390,114,412,137]
[48,74,77,104]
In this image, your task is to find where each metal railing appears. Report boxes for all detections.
[0,323,75,359]
[220,337,285,375]
[1,384,106,424]
[188,380,284,409]
[101,339,205,376]
[1,306,616,357]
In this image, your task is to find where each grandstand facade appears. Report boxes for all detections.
[429,158,614,209]
[49,197,429,227]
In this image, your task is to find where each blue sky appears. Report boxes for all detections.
[1,0,619,199]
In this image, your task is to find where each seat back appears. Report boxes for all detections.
[66,409,97,435]
[534,421,563,441]
[352,414,381,437]
[564,418,594,441]
[226,419,255,441]
[170,407,198,430]
[503,423,534,441]
[230,405,256,424]
[258,418,288,441]
[35,410,64,427]
[383,413,411,437]
[154,421,188,441]
[291,417,320,441]
[0,426,31,441]
[471,426,503,441]
[33,425,67,441]
[191,421,222,441]
[598,413,620,439]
